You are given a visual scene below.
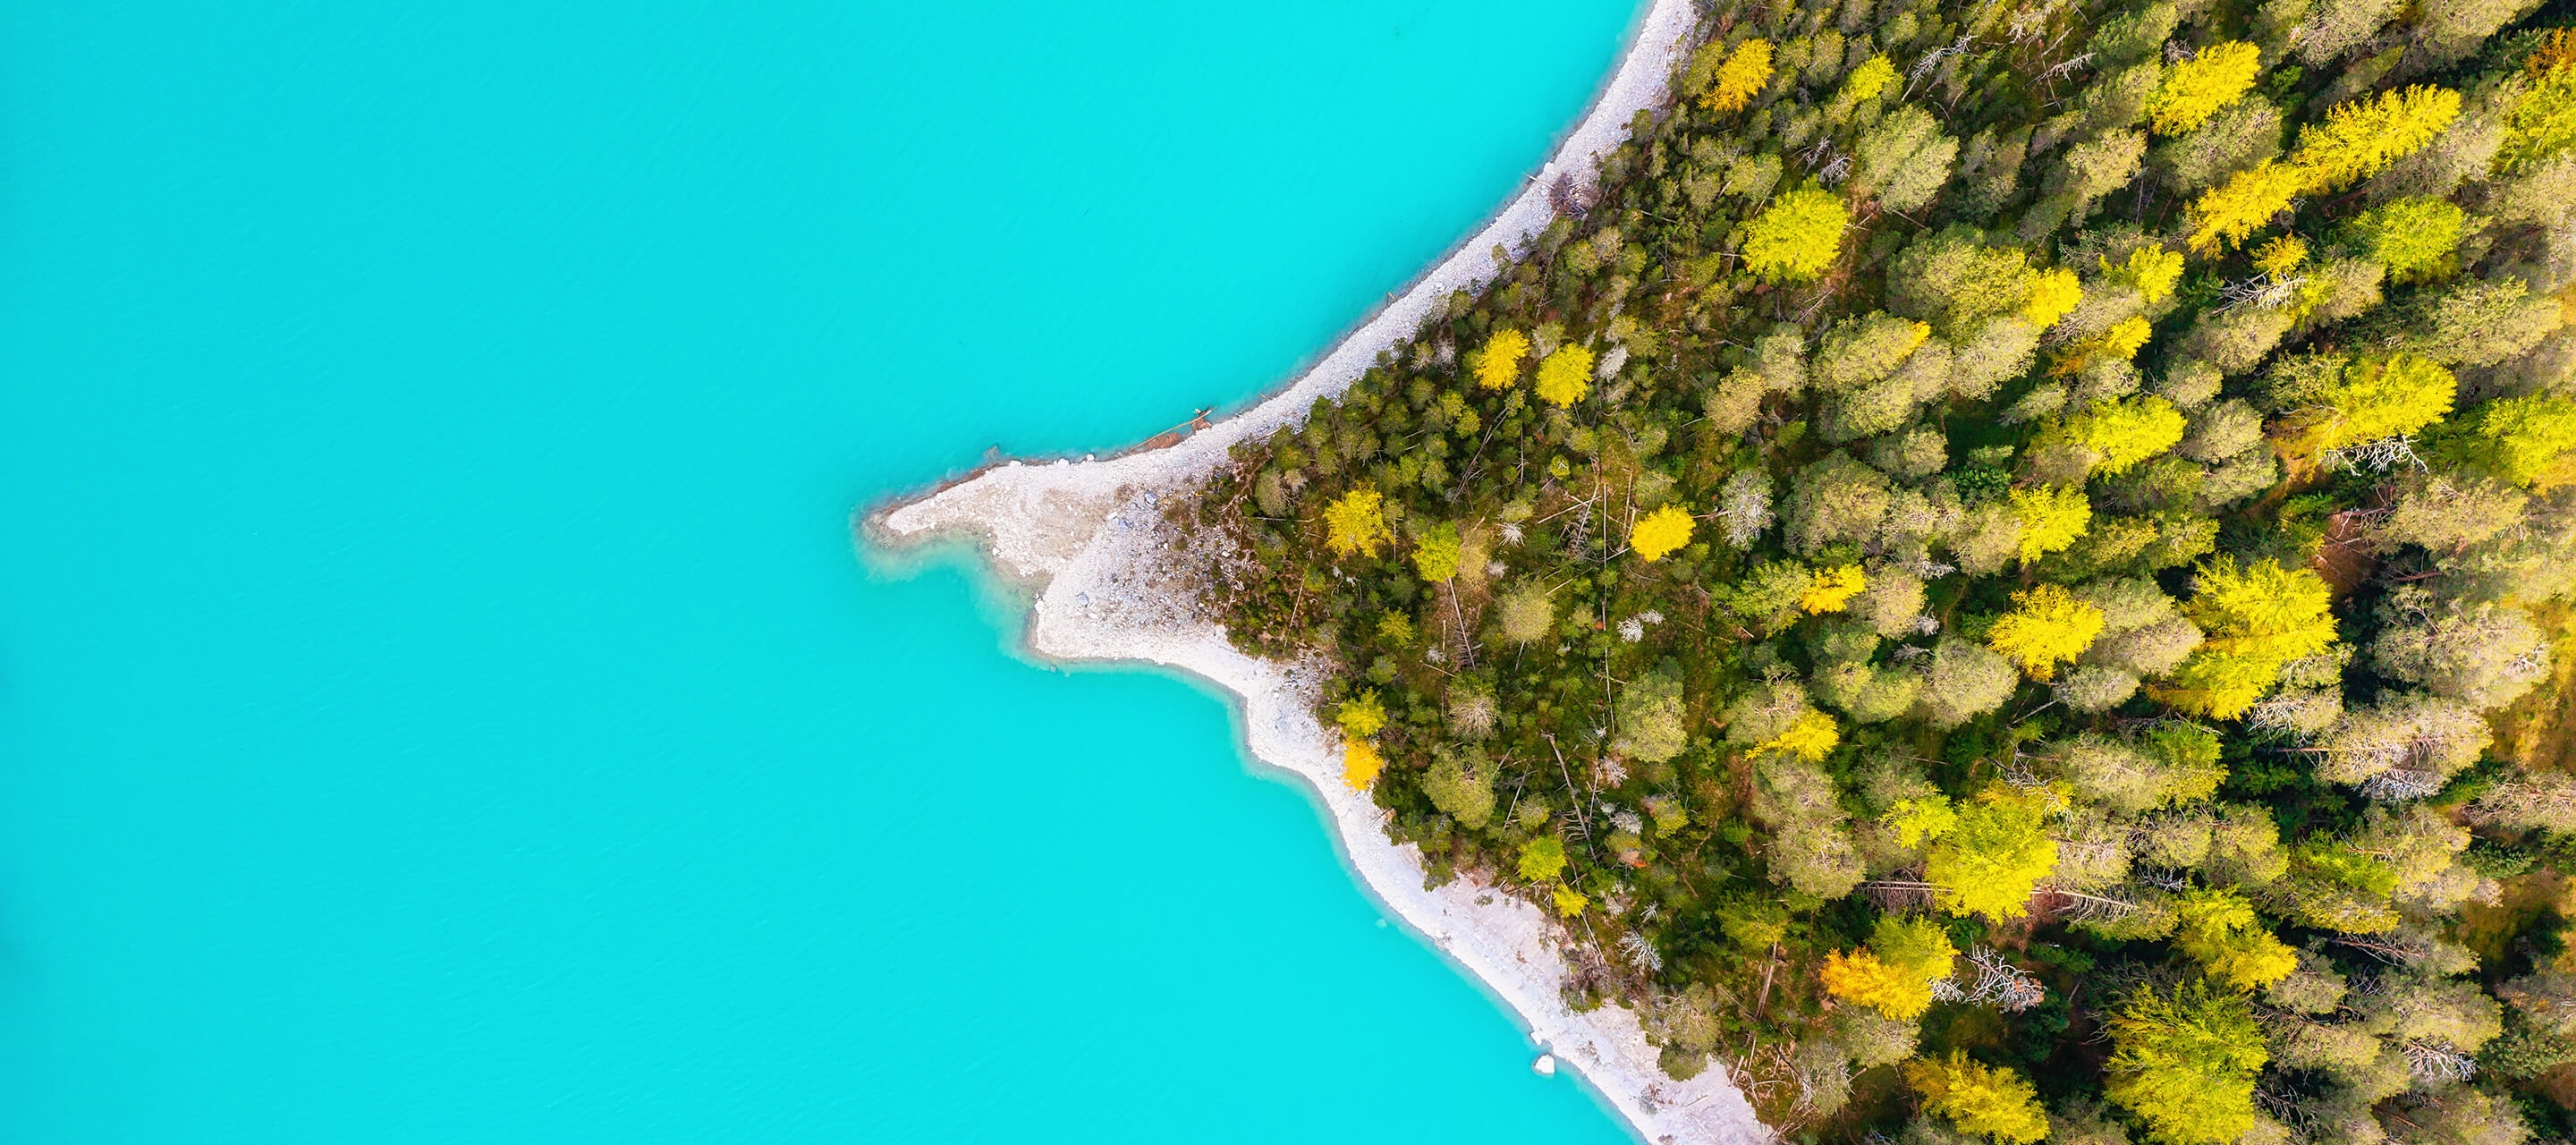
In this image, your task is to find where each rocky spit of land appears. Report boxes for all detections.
[870,3,1771,1141]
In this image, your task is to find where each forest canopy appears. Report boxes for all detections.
[1175,0,2576,1141]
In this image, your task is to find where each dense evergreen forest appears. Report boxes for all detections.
[1174,0,2576,1140]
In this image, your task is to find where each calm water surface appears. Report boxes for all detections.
[0,1,1644,1140]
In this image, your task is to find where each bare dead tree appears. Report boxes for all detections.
[1548,172,1597,219]
[1963,947,2048,1012]
[2403,1040,2479,1081]
[1860,878,1943,912]
[2318,435,2428,474]
[2332,931,2440,966]
[1618,930,1665,975]
[2216,272,2306,312]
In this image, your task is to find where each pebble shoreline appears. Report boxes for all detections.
[872,4,1774,1141]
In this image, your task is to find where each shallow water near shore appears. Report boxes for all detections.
[0,1,1646,1141]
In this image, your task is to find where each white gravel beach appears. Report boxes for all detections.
[872,2,1773,1141]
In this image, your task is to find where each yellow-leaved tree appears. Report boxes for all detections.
[2187,159,2306,253]
[2498,30,2576,172]
[2348,196,2467,283]
[1902,1053,2051,1145]
[2275,353,2457,462]
[1819,949,1919,1016]
[2461,394,2576,487]
[1987,583,2107,680]
[1337,690,1387,791]
[2106,981,2268,1145]
[2251,234,2307,279]
[1801,564,1866,613]
[2149,557,2337,717]
[1336,689,1386,738]
[2184,557,2337,664]
[2147,40,2262,134]
[1472,328,1530,391]
[2291,84,2462,191]
[2172,889,2298,991]
[2058,394,2188,474]
[1820,914,1957,1019]
[1741,185,1849,282]
[2021,267,2083,329]
[2102,245,2186,301]
[1411,520,1462,582]
[1885,794,1957,847]
[1517,835,1567,882]
[1755,709,1841,762]
[1842,54,1896,103]
[1535,344,1594,408]
[1552,883,1589,917]
[2152,656,2287,721]
[2009,484,2091,563]
[1322,487,1393,557]
[1546,856,1589,920]
[1630,503,1695,561]
[1919,785,2061,920]
[2052,314,2155,377]
[1342,739,1384,791]
[1701,38,1774,114]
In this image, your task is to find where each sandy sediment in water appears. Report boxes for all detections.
[873,3,1771,1141]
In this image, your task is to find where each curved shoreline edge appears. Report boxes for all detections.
[867,3,1772,1141]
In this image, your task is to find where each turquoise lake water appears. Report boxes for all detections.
[0,1,1647,1140]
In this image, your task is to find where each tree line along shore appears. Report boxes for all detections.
[1165,0,2576,1140]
